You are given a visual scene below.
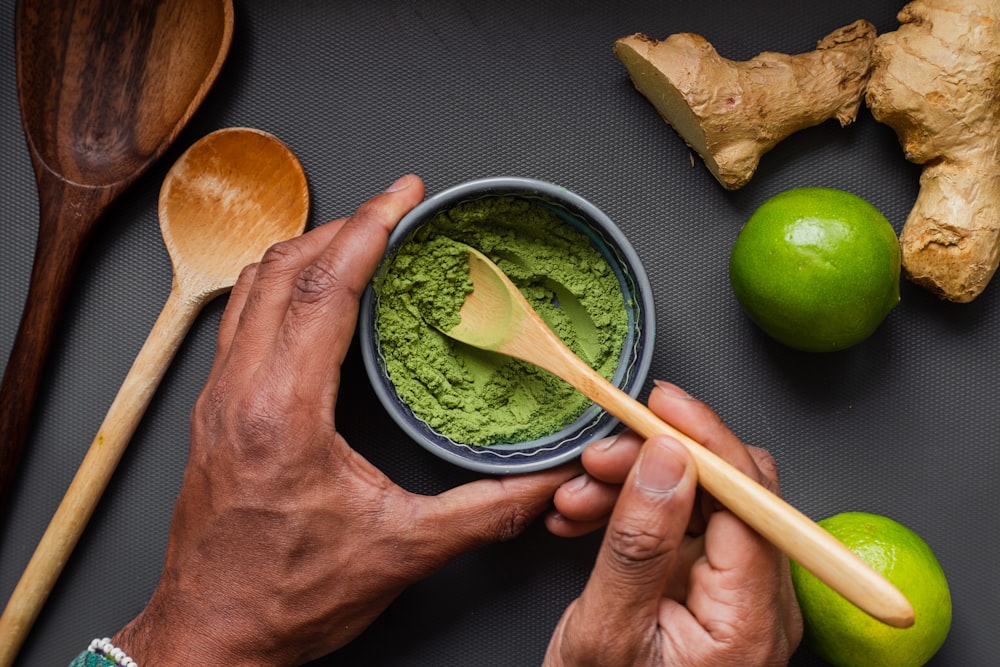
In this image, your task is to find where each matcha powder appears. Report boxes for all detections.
[374,196,629,446]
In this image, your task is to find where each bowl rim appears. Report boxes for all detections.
[359,176,656,474]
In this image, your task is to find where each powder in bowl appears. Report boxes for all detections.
[374,195,629,446]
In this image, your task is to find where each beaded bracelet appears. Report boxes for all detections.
[68,638,139,667]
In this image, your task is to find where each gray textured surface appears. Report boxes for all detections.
[1,1,997,665]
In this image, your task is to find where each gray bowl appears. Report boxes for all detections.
[359,177,655,474]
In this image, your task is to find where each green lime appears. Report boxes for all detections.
[791,512,952,667]
[728,187,901,352]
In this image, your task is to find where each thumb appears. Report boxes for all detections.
[580,435,697,625]
[411,464,581,565]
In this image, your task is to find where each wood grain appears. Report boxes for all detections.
[0,0,234,518]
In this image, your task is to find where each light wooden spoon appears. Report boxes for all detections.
[439,244,915,629]
[0,127,309,666]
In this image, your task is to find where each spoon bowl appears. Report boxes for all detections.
[0,0,234,518]
[0,128,308,667]
[442,244,916,630]
[16,0,234,187]
[158,127,312,294]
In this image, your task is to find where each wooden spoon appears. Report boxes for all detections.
[439,245,916,629]
[0,127,309,666]
[0,0,235,518]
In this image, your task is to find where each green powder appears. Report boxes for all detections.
[374,195,628,446]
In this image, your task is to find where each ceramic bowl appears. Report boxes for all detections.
[359,177,655,474]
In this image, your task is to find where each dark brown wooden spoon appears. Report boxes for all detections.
[0,0,234,517]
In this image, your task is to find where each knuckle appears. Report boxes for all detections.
[698,597,795,666]
[230,387,291,447]
[259,238,306,271]
[292,259,347,306]
[491,505,535,542]
[747,445,781,493]
[192,376,290,455]
[605,523,670,565]
[191,381,226,434]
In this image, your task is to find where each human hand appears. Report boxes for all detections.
[110,175,581,666]
[544,381,802,666]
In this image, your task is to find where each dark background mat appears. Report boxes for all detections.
[2,0,996,664]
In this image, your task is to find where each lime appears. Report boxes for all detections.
[729,187,901,352]
[791,512,952,667]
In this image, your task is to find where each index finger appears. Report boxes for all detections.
[275,175,425,380]
[581,381,772,490]
[648,381,773,489]
[211,218,351,380]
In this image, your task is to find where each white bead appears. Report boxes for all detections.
[84,637,138,666]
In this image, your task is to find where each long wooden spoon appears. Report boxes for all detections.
[0,0,235,518]
[0,127,309,666]
[439,245,915,629]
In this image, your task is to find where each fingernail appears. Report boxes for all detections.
[592,434,620,452]
[385,175,411,192]
[563,474,589,494]
[653,379,692,399]
[634,438,685,494]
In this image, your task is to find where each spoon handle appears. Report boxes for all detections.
[0,284,203,667]
[0,179,120,521]
[506,326,915,629]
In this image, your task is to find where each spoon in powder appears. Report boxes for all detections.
[432,243,915,630]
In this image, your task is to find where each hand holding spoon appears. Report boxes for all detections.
[438,244,915,629]
[0,128,309,667]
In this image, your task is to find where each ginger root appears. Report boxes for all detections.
[866,0,1000,302]
[613,20,877,190]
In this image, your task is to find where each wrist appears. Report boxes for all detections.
[110,590,278,667]
[69,638,138,667]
